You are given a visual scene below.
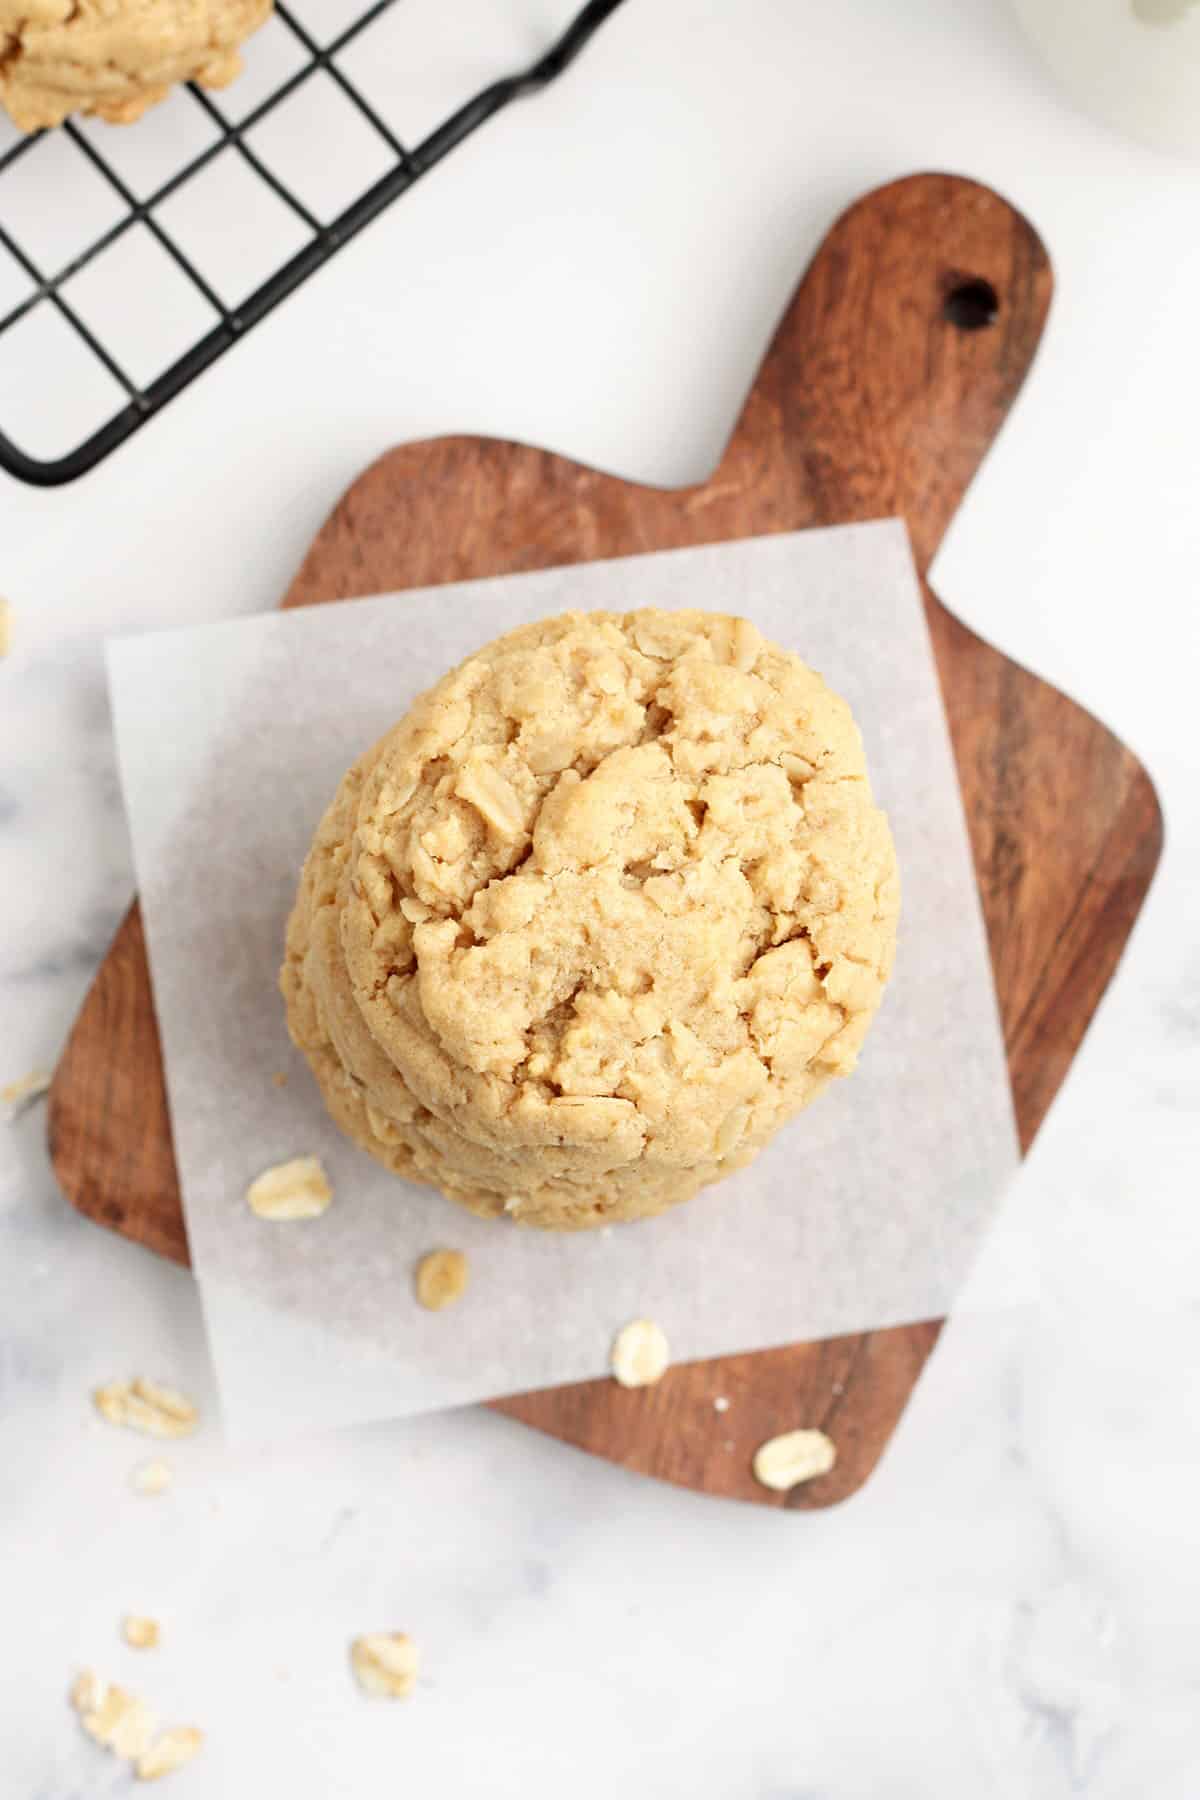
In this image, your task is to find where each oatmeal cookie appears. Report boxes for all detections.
[282,610,899,1230]
[0,0,271,132]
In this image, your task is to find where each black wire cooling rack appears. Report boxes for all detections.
[0,0,624,488]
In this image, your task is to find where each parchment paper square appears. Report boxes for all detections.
[108,521,1018,1442]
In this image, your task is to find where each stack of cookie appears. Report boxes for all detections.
[282,609,899,1231]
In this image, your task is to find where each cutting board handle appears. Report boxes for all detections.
[716,173,1048,574]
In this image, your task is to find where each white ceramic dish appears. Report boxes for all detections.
[1012,0,1200,160]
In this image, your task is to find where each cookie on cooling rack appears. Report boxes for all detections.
[0,0,272,132]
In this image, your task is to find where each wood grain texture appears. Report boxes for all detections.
[48,174,1162,1508]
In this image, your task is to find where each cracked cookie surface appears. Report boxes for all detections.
[0,0,271,132]
[282,609,899,1230]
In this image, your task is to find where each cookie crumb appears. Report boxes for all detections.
[752,1427,836,1492]
[610,1318,670,1389]
[351,1633,419,1698]
[135,1726,203,1781]
[122,1616,160,1651]
[415,1249,469,1310]
[713,1395,730,1413]
[245,1155,332,1221]
[271,1071,288,1088]
[94,1378,198,1439]
[131,1460,173,1497]
[2,1065,51,1119]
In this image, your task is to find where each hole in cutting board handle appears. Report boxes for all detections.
[943,277,1000,331]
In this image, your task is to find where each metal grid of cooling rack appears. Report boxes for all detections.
[0,0,624,488]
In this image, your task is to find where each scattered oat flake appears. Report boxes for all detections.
[713,1395,730,1413]
[245,1154,332,1221]
[752,1427,837,1492]
[2,1066,51,1119]
[351,1632,419,1699]
[610,1318,670,1389]
[123,1616,160,1650]
[415,1248,469,1311]
[135,1726,203,1781]
[71,1669,155,1760]
[70,1669,107,1718]
[131,1459,173,1497]
[94,1377,198,1439]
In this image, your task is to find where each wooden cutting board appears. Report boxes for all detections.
[47,173,1162,1509]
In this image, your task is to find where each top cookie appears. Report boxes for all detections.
[283,609,900,1230]
[0,0,271,132]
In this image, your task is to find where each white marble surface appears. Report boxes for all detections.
[2,0,1198,1792]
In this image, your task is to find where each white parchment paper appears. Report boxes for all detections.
[107,522,1019,1442]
